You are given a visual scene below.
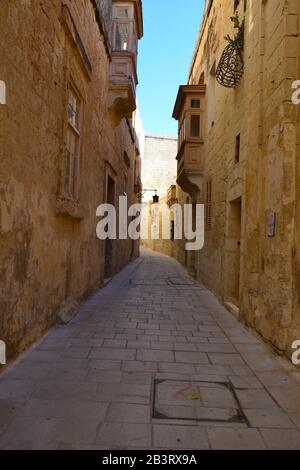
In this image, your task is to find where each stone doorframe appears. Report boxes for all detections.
[224,195,244,307]
[103,161,117,279]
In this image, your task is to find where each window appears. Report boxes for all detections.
[123,151,130,168]
[206,180,212,230]
[115,23,130,51]
[182,117,186,141]
[132,26,138,56]
[191,99,200,108]
[116,6,129,18]
[235,133,241,164]
[134,159,137,183]
[207,62,216,130]
[65,87,81,199]
[112,3,136,54]
[68,89,80,129]
[190,115,200,138]
[124,175,128,195]
[171,221,175,241]
[178,117,186,147]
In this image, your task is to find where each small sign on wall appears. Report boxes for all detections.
[268,211,276,237]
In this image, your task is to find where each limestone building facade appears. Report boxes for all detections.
[162,0,300,360]
[141,133,178,256]
[142,134,177,201]
[0,0,143,360]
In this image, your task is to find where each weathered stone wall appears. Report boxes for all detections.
[142,196,176,259]
[142,134,177,201]
[185,0,300,358]
[0,0,141,360]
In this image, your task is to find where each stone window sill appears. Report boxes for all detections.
[55,196,85,220]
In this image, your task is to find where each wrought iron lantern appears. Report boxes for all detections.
[216,16,245,89]
[152,192,159,204]
[137,187,159,204]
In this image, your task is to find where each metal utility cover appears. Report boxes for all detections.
[153,379,248,424]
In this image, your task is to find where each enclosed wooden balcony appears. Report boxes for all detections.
[172,85,206,198]
[108,1,143,124]
[167,185,177,207]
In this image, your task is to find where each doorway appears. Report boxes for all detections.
[225,197,242,305]
[184,198,197,278]
[104,175,115,279]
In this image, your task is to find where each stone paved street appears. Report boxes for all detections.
[1,249,300,450]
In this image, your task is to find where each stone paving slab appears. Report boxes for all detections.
[0,248,300,449]
[207,427,267,450]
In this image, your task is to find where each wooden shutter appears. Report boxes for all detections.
[206,180,212,230]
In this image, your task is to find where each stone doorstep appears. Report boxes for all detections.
[57,299,79,325]
[224,302,240,320]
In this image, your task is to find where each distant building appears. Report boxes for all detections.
[142,134,177,201]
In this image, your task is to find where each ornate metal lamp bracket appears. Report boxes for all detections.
[216,15,245,89]
[138,189,159,204]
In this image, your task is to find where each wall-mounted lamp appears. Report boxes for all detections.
[139,188,159,204]
[152,191,159,204]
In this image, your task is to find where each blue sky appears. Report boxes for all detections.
[137,0,205,136]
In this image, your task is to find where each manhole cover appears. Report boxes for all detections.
[153,379,248,424]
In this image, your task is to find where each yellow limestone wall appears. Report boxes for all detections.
[0,0,141,360]
[184,0,300,358]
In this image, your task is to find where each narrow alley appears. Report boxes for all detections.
[1,249,300,450]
